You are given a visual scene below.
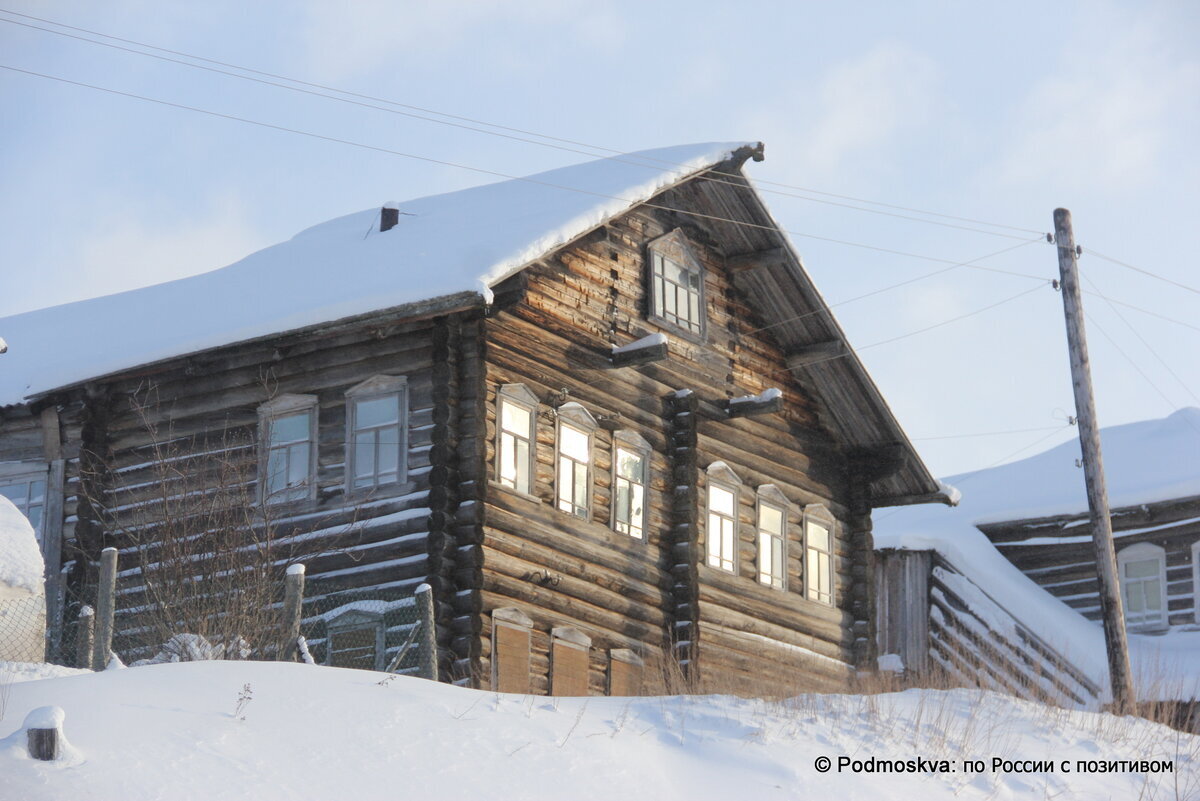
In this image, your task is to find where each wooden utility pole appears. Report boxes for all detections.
[1053,208,1135,713]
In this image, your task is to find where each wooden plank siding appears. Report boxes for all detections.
[979,496,1200,629]
[476,196,865,696]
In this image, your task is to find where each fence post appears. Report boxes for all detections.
[92,547,117,671]
[75,605,94,669]
[415,583,438,681]
[281,564,305,661]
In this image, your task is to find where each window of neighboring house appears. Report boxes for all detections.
[1193,540,1200,626]
[0,466,48,545]
[705,463,741,573]
[258,395,318,504]
[804,506,834,605]
[556,402,597,519]
[756,489,787,590]
[1118,542,1169,631]
[647,230,705,338]
[496,384,539,495]
[612,431,651,539]
[346,376,408,491]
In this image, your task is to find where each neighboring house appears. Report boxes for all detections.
[875,408,1200,707]
[0,141,952,695]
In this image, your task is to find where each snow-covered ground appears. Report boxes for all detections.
[877,408,1200,702]
[0,660,1195,800]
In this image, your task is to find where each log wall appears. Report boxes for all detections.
[477,195,862,696]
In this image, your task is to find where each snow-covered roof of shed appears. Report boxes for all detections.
[0,142,756,407]
[878,407,1200,542]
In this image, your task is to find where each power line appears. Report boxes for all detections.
[1081,273,1200,406]
[1083,311,1179,412]
[1084,247,1200,297]
[749,237,1045,336]
[0,7,1046,239]
[910,425,1065,441]
[788,281,1051,371]
[0,62,1048,281]
[1080,290,1200,334]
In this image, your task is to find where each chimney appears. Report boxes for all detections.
[380,202,400,233]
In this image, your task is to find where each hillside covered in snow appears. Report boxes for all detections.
[1,661,1194,800]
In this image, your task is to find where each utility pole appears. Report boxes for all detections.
[1053,207,1135,713]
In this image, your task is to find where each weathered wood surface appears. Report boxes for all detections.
[477,185,861,694]
[979,496,1200,627]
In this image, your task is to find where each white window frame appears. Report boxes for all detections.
[803,504,835,606]
[611,430,651,540]
[258,394,319,505]
[647,229,706,340]
[1193,540,1200,626]
[0,461,49,546]
[555,402,597,519]
[756,485,789,591]
[345,375,408,492]
[1117,542,1169,631]
[705,462,741,574]
[495,384,539,496]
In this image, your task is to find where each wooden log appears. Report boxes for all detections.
[24,707,65,762]
[280,564,306,661]
[415,583,439,681]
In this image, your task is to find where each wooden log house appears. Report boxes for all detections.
[0,141,953,695]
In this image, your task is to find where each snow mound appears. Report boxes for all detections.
[0,661,1194,800]
[0,496,43,595]
[0,143,755,407]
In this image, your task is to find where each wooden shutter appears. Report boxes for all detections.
[608,648,644,696]
[550,627,591,696]
[492,607,533,694]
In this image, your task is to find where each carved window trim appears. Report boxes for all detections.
[646,229,707,342]
[495,384,539,496]
[555,402,597,520]
[1117,542,1169,632]
[344,375,408,492]
[705,462,741,574]
[803,503,835,606]
[611,430,651,540]
[756,484,790,591]
[257,394,319,505]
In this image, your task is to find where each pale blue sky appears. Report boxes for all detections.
[1,1,1197,478]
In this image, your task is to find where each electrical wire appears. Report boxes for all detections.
[1079,291,1200,334]
[0,62,1048,279]
[786,281,1051,371]
[1081,273,1200,406]
[748,237,1045,336]
[910,425,1064,441]
[1083,247,1200,297]
[0,7,1045,239]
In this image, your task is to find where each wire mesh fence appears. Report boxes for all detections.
[298,585,434,678]
[0,594,48,665]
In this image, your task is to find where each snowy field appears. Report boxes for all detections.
[1,660,1195,800]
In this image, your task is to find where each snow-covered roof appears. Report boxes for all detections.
[0,495,44,595]
[882,407,1200,540]
[0,142,756,407]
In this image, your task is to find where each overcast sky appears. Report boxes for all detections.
[1,1,1197,479]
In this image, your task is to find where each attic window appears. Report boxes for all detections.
[647,230,705,339]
